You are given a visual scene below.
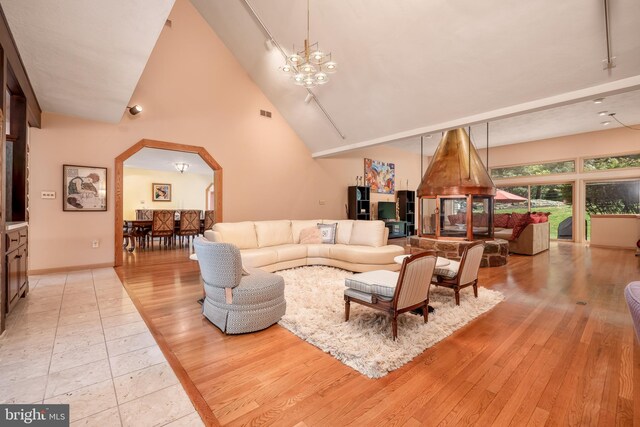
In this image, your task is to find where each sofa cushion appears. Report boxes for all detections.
[435,260,460,279]
[306,244,332,258]
[494,228,512,240]
[323,219,354,245]
[299,227,322,244]
[494,213,510,228]
[212,222,258,249]
[345,270,399,298]
[274,244,308,262]
[349,220,385,247]
[255,220,293,248]
[330,244,404,264]
[291,220,321,243]
[240,248,278,268]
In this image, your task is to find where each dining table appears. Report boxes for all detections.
[123,219,205,252]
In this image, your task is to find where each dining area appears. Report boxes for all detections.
[123,209,215,252]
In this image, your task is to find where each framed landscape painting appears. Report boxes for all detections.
[63,165,107,211]
[364,158,395,194]
[152,183,172,201]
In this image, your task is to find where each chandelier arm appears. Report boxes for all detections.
[240,0,345,139]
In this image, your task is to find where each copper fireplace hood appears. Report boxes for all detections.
[418,128,495,197]
[417,128,496,240]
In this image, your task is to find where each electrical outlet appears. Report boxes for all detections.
[41,191,56,199]
[92,240,99,248]
[319,200,326,205]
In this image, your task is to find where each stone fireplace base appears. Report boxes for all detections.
[409,236,508,267]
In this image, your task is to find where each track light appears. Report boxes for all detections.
[127,105,143,115]
[304,93,313,104]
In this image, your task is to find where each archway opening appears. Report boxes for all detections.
[114,139,223,266]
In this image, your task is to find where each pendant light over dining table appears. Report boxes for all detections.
[280,0,337,88]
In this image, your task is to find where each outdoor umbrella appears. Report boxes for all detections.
[494,189,527,203]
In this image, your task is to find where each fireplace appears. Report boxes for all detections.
[417,128,496,241]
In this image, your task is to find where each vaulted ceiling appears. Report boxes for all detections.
[2,0,639,155]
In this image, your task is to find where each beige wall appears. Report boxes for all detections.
[123,167,212,219]
[590,215,640,249]
[27,0,423,271]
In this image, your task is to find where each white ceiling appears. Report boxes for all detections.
[191,0,640,156]
[389,89,640,155]
[0,0,175,123]
[124,147,213,175]
[2,0,639,156]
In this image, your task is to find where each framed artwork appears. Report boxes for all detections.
[364,158,395,194]
[63,165,108,211]
[152,183,172,201]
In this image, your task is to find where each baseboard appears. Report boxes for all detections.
[28,262,114,275]
[588,243,635,250]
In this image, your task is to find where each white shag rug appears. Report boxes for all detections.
[277,266,504,379]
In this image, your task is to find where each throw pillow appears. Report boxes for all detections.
[447,214,458,225]
[510,214,532,240]
[317,223,337,244]
[507,212,529,229]
[494,213,510,228]
[299,226,323,244]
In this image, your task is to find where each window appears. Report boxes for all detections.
[586,180,640,215]
[495,183,573,240]
[585,179,640,240]
[583,153,640,171]
[491,160,575,179]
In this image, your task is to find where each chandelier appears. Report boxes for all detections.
[280,0,336,88]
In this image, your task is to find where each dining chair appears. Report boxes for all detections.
[150,210,175,249]
[203,210,215,234]
[177,210,202,247]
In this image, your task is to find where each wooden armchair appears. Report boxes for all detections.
[344,251,437,340]
[433,241,484,305]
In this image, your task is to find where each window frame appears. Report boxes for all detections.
[489,158,577,180]
[580,150,640,173]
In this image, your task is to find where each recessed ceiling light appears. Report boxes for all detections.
[593,98,605,104]
[601,121,611,126]
[598,111,608,116]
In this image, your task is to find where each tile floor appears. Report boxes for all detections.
[0,268,204,427]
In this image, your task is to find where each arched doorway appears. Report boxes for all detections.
[114,139,223,266]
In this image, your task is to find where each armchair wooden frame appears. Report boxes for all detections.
[344,251,437,340]
[433,240,484,305]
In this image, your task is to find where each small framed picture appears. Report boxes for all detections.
[63,165,107,211]
[152,183,171,201]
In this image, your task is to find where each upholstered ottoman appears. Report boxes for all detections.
[194,238,286,334]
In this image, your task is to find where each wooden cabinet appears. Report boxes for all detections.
[348,186,370,220]
[397,190,416,235]
[385,220,407,239]
[0,8,40,335]
[5,226,28,313]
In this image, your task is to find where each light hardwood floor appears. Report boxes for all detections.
[115,242,640,426]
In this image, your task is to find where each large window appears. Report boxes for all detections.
[583,153,640,171]
[495,183,573,240]
[585,179,640,240]
[491,160,575,179]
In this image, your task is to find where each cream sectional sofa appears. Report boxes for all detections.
[203,219,405,273]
